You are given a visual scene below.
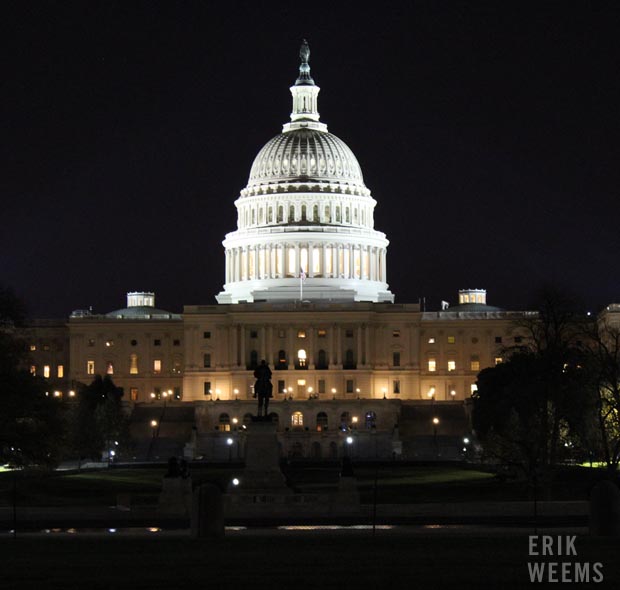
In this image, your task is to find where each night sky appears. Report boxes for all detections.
[4,1,620,318]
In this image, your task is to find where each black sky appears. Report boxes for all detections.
[3,1,620,317]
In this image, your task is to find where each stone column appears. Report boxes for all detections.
[259,326,266,361]
[231,324,238,368]
[287,327,294,370]
[323,244,329,278]
[295,244,301,277]
[357,325,363,366]
[308,243,315,278]
[381,249,387,282]
[349,244,355,279]
[308,327,315,369]
[335,325,341,366]
[239,326,245,369]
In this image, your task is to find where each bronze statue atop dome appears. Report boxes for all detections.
[300,39,310,64]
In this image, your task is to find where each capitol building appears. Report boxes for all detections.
[26,43,536,460]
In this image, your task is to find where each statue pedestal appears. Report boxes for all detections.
[237,419,290,493]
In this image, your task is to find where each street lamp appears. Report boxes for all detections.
[382,387,387,399]
[226,437,234,462]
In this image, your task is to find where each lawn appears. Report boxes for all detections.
[0,463,608,508]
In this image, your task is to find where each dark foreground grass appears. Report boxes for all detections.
[0,464,608,507]
[3,533,620,589]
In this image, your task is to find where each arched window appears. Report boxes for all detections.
[277,349,287,369]
[340,411,351,431]
[325,205,331,222]
[317,349,327,370]
[296,349,307,369]
[218,413,231,432]
[311,442,322,458]
[329,441,338,459]
[301,204,307,221]
[290,442,304,458]
[344,349,356,369]
[312,204,318,221]
[365,411,377,429]
[292,411,304,428]
[268,207,273,223]
[345,207,350,223]
[277,206,283,223]
[249,350,258,370]
[289,205,295,222]
[317,412,328,431]
[336,206,341,222]
[252,209,256,225]
[268,412,279,426]
[129,353,138,375]
[243,413,253,426]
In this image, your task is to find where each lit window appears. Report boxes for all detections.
[297,330,306,339]
[393,352,401,367]
[87,360,95,375]
[317,329,326,338]
[218,413,231,432]
[448,360,456,372]
[30,365,36,376]
[57,365,64,378]
[428,358,436,372]
[471,383,478,394]
[447,335,455,344]
[130,388,138,401]
[130,354,138,375]
[153,359,162,374]
[292,411,304,427]
[106,361,114,375]
[43,365,50,378]
[428,337,435,344]
[393,330,400,338]
[470,357,480,372]
[495,357,503,365]
[393,380,400,394]
[297,349,307,368]
[29,344,36,351]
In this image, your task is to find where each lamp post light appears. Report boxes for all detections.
[233,388,239,400]
[331,387,337,400]
[432,417,439,455]
[226,437,234,462]
[147,420,158,461]
[382,387,387,399]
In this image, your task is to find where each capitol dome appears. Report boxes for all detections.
[246,128,367,193]
[216,41,393,305]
